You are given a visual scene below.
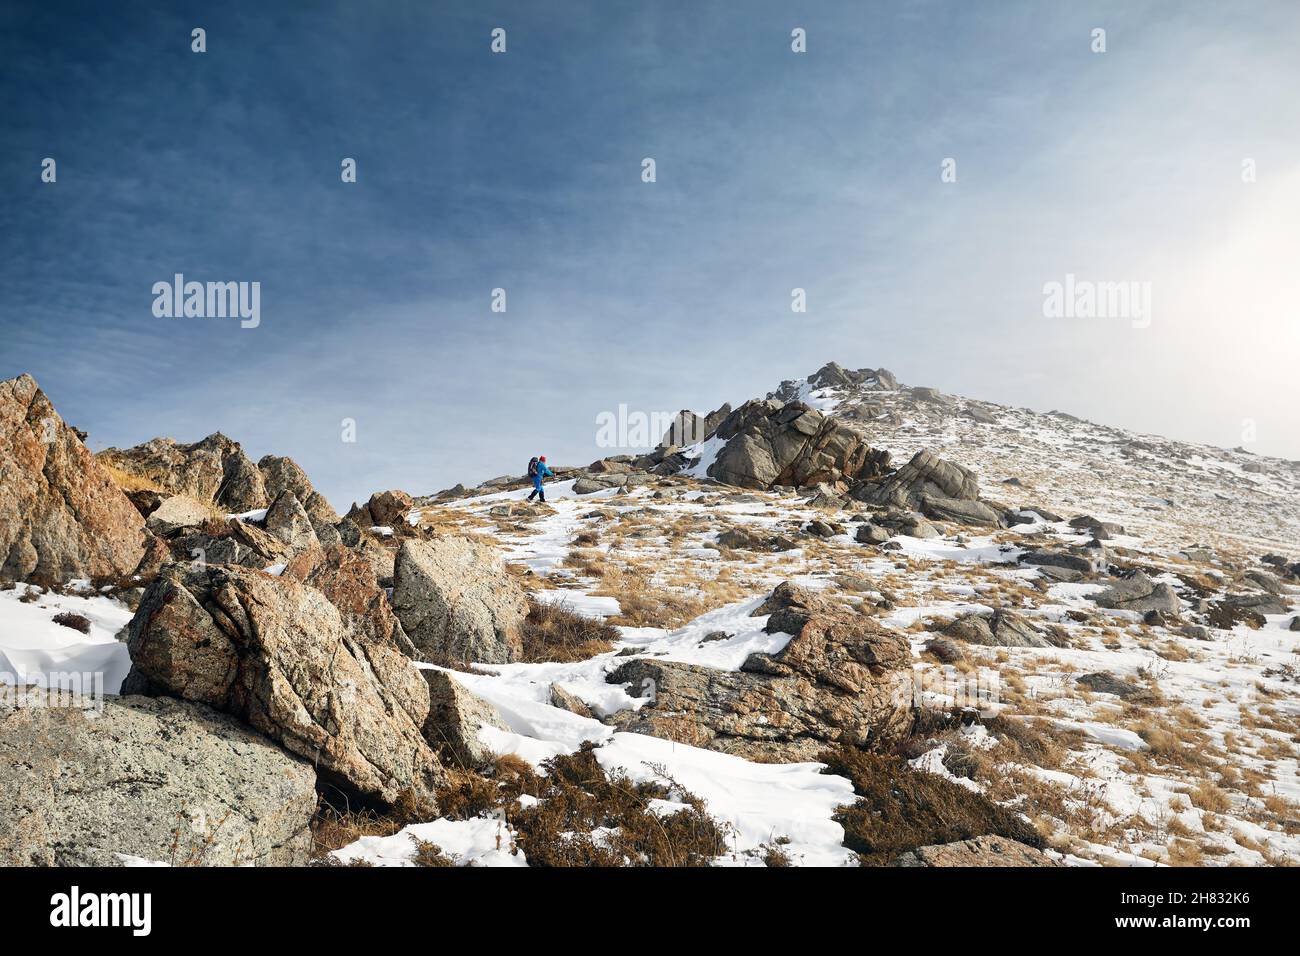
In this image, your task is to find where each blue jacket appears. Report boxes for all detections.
[532,461,554,487]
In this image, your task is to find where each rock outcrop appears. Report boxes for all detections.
[258,455,340,525]
[99,433,268,514]
[549,683,595,718]
[855,523,891,545]
[1019,548,1103,575]
[1091,571,1180,614]
[1076,672,1156,703]
[605,582,912,760]
[774,362,898,396]
[851,449,1008,528]
[658,405,732,448]
[962,404,998,425]
[121,565,445,813]
[943,609,1052,648]
[907,386,951,406]
[346,489,416,530]
[919,495,1004,527]
[1069,515,1125,538]
[854,448,976,506]
[714,527,800,553]
[0,691,317,866]
[98,435,337,529]
[171,516,291,571]
[0,373,147,581]
[704,399,888,491]
[263,490,321,555]
[144,495,212,537]
[391,537,528,664]
[573,473,629,495]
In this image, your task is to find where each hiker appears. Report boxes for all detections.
[526,455,554,503]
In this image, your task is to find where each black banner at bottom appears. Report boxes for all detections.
[1,864,1278,942]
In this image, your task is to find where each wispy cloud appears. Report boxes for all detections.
[3,0,1297,507]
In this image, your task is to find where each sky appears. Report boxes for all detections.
[2,0,1298,510]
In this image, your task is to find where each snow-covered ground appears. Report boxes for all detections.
[0,582,133,694]
[404,592,858,866]
[5,371,1297,868]
[331,818,528,867]
[396,445,1300,867]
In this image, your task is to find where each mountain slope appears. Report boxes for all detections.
[397,362,1300,866]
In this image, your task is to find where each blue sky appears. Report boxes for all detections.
[3,0,1298,509]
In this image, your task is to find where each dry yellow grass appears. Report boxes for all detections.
[413,505,487,535]
[591,560,747,629]
[310,805,403,859]
[1166,838,1205,866]
[98,464,234,521]
[1263,794,1296,817]
[1188,781,1233,813]
[100,463,166,494]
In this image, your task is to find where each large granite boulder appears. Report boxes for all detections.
[121,564,445,814]
[0,691,317,866]
[853,449,979,508]
[263,490,321,555]
[421,669,509,769]
[962,404,999,425]
[573,473,627,494]
[1221,591,1289,617]
[658,404,731,448]
[0,373,147,581]
[908,386,952,406]
[873,509,941,539]
[258,454,339,525]
[1091,571,1180,615]
[391,537,528,665]
[283,544,418,659]
[1019,549,1103,575]
[1069,515,1126,537]
[605,582,912,761]
[172,516,292,571]
[1076,672,1156,703]
[705,399,888,491]
[943,609,1052,648]
[346,489,416,530]
[145,494,212,537]
[920,495,1004,527]
[853,449,1008,529]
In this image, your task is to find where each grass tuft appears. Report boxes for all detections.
[519,597,619,663]
[821,746,1043,866]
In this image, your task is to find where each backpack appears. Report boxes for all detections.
[527,456,539,478]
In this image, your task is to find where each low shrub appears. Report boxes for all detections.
[519,597,619,663]
[821,746,1043,866]
[439,746,729,867]
[511,744,729,867]
[52,611,92,634]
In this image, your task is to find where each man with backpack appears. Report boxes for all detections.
[526,455,554,503]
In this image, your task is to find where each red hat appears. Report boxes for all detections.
[539,456,547,462]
